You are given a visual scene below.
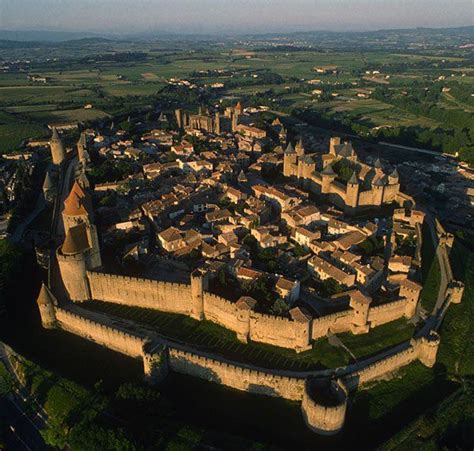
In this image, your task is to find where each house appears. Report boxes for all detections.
[388,255,413,273]
[226,186,248,203]
[236,267,264,283]
[157,226,185,252]
[157,227,201,253]
[308,255,356,287]
[275,276,300,303]
[293,227,321,247]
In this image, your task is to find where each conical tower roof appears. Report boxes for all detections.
[374,157,383,169]
[237,169,247,181]
[51,127,60,141]
[321,164,336,176]
[37,283,56,306]
[63,180,90,216]
[374,176,386,186]
[389,168,399,179]
[285,142,295,154]
[43,171,53,190]
[62,223,90,255]
[348,171,359,185]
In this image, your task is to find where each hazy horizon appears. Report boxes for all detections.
[0,0,473,35]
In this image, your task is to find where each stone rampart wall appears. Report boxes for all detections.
[250,312,311,350]
[383,184,399,202]
[55,307,147,358]
[168,348,305,400]
[87,271,192,314]
[344,344,418,390]
[358,189,376,206]
[203,293,251,340]
[312,310,353,338]
[368,299,407,327]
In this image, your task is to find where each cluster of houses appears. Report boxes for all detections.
[77,102,425,315]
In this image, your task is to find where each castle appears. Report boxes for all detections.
[175,102,246,135]
[283,137,404,214]
[35,127,464,436]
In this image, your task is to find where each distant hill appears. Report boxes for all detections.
[0,37,114,49]
[0,30,111,42]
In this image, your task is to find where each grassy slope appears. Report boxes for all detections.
[361,238,474,450]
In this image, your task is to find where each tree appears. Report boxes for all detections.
[270,298,290,315]
[69,424,136,451]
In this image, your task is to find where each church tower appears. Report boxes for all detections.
[50,127,66,165]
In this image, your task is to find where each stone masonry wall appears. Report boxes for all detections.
[312,310,354,338]
[55,307,147,358]
[85,271,417,352]
[87,271,192,315]
[368,299,407,327]
[344,344,418,390]
[203,293,251,341]
[249,312,311,351]
[168,348,305,400]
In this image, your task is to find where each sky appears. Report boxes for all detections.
[0,0,473,34]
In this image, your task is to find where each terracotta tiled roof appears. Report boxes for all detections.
[62,222,90,255]
[63,181,90,217]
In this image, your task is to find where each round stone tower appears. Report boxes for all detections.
[36,283,57,329]
[50,127,66,165]
[417,331,440,368]
[301,377,348,435]
[57,223,92,302]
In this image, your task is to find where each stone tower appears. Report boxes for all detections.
[57,223,93,301]
[372,178,385,206]
[279,126,287,144]
[50,127,66,165]
[345,171,360,213]
[58,178,102,301]
[301,378,348,435]
[190,269,208,320]
[77,132,89,164]
[448,280,465,304]
[329,137,341,155]
[175,109,182,129]
[321,164,337,194]
[388,168,399,186]
[283,142,297,177]
[295,137,305,157]
[349,291,371,334]
[417,331,440,368]
[214,112,220,135]
[36,283,57,329]
[42,171,55,203]
[231,111,239,132]
[399,279,422,318]
[61,180,101,268]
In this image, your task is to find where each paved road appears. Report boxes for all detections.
[0,344,48,450]
[0,396,47,451]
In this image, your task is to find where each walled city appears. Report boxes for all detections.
[36,105,465,435]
